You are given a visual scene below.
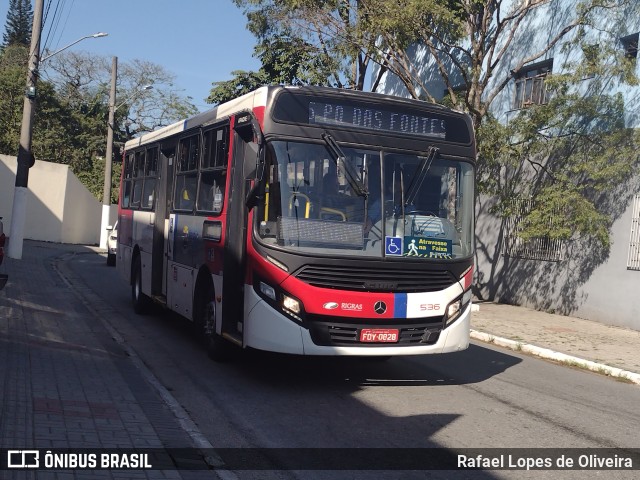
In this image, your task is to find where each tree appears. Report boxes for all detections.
[2,0,32,48]
[0,47,198,201]
[480,67,639,251]
[45,52,198,139]
[207,70,269,105]
[0,44,28,155]
[357,0,629,125]
[350,0,639,249]
[208,0,385,105]
[226,0,640,285]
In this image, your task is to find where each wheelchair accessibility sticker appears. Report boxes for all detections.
[385,236,403,256]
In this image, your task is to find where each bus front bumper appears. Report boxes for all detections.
[244,289,471,356]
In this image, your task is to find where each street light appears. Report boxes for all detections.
[40,32,108,63]
[6,4,108,259]
[99,54,153,249]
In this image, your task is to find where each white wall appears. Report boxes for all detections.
[0,154,116,245]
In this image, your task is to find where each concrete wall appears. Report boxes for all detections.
[475,188,640,331]
[1,154,117,245]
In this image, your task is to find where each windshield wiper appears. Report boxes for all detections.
[404,146,439,207]
[321,133,368,197]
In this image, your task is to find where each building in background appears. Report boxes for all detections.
[376,0,640,330]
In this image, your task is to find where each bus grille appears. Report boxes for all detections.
[294,264,456,292]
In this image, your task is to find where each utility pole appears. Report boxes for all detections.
[100,56,117,249]
[7,0,44,260]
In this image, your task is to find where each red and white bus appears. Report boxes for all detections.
[116,86,475,359]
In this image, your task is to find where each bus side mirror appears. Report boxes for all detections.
[235,114,263,145]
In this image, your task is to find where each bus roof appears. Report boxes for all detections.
[124,86,270,151]
[124,85,471,151]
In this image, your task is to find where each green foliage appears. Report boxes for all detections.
[76,157,122,204]
[216,0,375,104]
[207,29,340,105]
[349,0,639,250]
[207,70,269,105]
[478,63,639,249]
[256,32,338,86]
[2,0,32,48]
[0,45,27,155]
[0,46,196,201]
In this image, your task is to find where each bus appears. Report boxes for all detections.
[116,86,475,359]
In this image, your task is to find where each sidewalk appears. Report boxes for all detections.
[0,241,216,479]
[471,301,640,384]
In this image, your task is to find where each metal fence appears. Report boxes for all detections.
[503,197,564,262]
[627,194,640,270]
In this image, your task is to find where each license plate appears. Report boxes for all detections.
[359,328,399,343]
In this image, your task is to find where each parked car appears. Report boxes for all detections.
[0,216,7,290]
[106,221,118,266]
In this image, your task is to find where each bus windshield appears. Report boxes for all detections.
[256,140,474,260]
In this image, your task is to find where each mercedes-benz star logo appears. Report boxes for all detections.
[374,301,387,315]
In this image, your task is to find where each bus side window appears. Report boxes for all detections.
[197,171,225,213]
[122,181,131,208]
[175,135,199,211]
[142,147,158,209]
[131,150,145,207]
[197,126,228,214]
[174,174,197,211]
[121,153,134,208]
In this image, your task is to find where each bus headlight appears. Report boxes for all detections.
[444,289,473,328]
[283,295,301,314]
[254,275,305,324]
[445,300,462,327]
[447,300,461,319]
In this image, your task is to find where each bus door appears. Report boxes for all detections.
[220,116,260,342]
[155,143,175,297]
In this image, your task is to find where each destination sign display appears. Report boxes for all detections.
[270,90,472,144]
[308,101,446,139]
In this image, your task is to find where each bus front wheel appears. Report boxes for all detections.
[196,282,233,362]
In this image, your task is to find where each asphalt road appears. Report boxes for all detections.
[65,251,640,480]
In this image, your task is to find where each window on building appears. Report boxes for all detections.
[513,59,553,109]
[621,33,639,62]
[627,194,640,270]
[503,197,564,262]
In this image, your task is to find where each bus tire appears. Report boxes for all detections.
[132,256,150,314]
[196,282,233,362]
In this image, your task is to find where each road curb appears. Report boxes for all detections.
[470,330,640,385]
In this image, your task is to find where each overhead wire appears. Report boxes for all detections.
[41,0,75,60]
[41,0,61,55]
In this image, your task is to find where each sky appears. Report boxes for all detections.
[0,0,262,111]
